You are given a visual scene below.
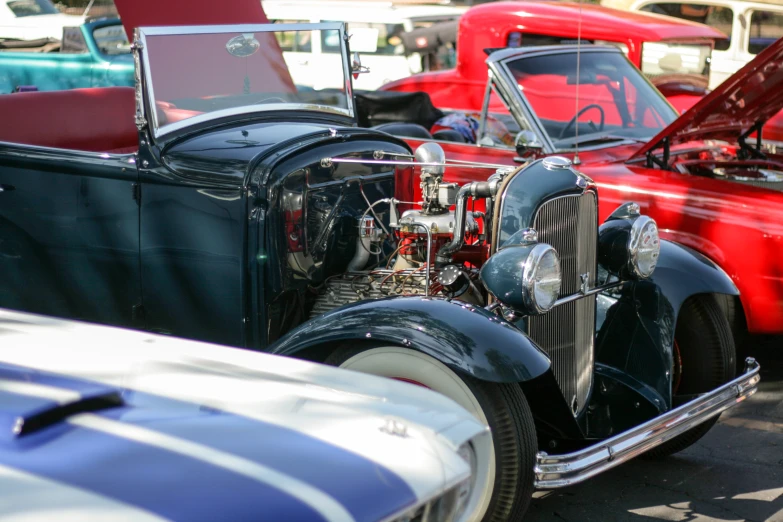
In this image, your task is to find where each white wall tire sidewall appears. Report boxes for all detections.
[338,347,495,522]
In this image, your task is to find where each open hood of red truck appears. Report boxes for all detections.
[114,0,269,41]
[631,36,783,160]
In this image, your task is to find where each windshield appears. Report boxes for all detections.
[140,24,352,137]
[7,0,58,17]
[504,50,678,149]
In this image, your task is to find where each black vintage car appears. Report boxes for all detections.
[0,22,760,522]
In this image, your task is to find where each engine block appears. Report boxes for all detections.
[310,270,431,318]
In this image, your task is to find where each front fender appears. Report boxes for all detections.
[268,296,551,383]
[650,239,739,315]
[595,239,739,410]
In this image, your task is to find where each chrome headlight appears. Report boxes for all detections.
[598,202,660,280]
[628,216,660,278]
[479,242,562,314]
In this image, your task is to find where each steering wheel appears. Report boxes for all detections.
[558,104,606,140]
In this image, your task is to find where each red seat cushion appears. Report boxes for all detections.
[0,87,138,153]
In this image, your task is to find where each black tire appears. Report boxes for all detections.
[645,294,736,459]
[325,345,537,522]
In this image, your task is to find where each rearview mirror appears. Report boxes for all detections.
[515,130,543,157]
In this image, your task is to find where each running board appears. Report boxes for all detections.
[535,357,761,489]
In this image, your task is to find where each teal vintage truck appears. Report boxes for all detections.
[0,18,132,93]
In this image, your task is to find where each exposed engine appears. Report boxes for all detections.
[670,145,783,191]
[310,143,505,317]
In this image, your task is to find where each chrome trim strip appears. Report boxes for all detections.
[534,357,761,489]
[551,281,622,308]
[322,157,506,170]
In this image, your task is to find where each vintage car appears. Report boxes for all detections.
[0,0,83,40]
[381,1,726,114]
[0,18,132,93]
[0,22,761,521]
[0,308,487,521]
[380,7,783,342]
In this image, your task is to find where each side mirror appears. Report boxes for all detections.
[515,130,543,157]
[351,52,370,80]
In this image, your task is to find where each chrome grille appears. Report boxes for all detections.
[528,192,597,416]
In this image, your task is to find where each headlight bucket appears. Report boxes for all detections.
[480,243,562,314]
[598,203,660,280]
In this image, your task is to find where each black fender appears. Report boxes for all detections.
[595,239,739,411]
[649,239,739,315]
[268,296,551,383]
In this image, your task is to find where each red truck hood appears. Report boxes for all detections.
[114,0,269,40]
[631,37,783,159]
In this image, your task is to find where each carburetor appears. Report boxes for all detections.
[395,144,478,268]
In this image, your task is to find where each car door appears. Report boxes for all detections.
[0,146,141,327]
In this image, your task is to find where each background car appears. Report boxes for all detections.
[0,16,761,522]
[0,308,487,521]
[0,18,132,93]
[263,0,465,89]
[603,0,783,88]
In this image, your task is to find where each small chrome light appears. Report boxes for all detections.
[628,216,660,278]
[480,243,562,315]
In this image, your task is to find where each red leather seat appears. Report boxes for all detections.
[0,87,138,154]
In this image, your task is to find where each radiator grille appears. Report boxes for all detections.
[528,192,597,416]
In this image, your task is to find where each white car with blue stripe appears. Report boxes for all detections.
[0,309,491,522]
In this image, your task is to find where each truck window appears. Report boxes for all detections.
[322,22,405,55]
[507,32,592,48]
[639,3,732,51]
[748,10,783,54]
[93,25,130,56]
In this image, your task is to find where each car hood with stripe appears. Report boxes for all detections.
[0,310,488,521]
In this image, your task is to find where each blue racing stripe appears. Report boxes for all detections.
[0,363,421,522]
[101,398,419,522]
[0,412,328,522]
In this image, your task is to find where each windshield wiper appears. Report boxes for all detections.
[560,134,647,148]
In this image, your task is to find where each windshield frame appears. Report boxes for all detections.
[487,45,679,153]
[137,23,355,140]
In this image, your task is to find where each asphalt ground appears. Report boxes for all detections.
[526,336,783,522]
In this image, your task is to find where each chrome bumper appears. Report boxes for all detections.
[535,357,761,489]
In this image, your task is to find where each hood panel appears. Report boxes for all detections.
[0,310,484,504]
[632,37,783,159]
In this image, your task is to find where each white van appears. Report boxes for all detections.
[602,0,783,89]
[263,0,465,90]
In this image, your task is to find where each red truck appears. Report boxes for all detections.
[388,1,725,114]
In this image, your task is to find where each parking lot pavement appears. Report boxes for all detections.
[527,337,783,522]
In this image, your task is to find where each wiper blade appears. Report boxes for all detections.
[578,135,646,145]
[559,134,648,148]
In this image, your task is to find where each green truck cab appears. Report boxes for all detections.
[0,18,133,93]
